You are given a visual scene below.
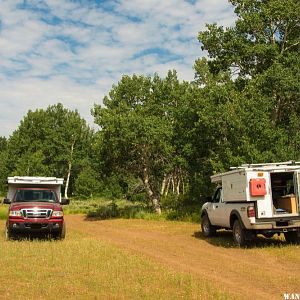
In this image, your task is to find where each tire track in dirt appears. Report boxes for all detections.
[66,215,300,300]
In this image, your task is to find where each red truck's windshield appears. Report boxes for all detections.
[14,189,57,203]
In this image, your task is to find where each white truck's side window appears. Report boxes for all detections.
[212,187,222,203]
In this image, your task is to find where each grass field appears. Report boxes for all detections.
[1,215,300,300]
[0,204,8,220]
[0,220,236,300]
[1,199,300,300]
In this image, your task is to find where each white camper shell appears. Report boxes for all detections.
[211,161,300,219]
[7,176,64,202]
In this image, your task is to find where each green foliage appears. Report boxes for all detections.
[84,198,201,223]
[92,71,191,211]
[191,0,300,182]
[0,205,8,220]
[0,137,7,151]
[86,200,152,220]
[4,103,93,196]
[12,150,50,176]
[0,150,9,194]
[74,166,102,199]
[87,202,120,219]
[98,174,126,199]
[198,0,300,78]
[0,137,8,193]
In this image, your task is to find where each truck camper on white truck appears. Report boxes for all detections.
[201,161,300,246]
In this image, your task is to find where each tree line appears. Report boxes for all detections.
[0,0,299,213]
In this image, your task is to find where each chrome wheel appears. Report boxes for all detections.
[233,220,246,247]
[201,215,216,237]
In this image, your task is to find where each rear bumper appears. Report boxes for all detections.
[8,218,64,233]
[250,218,300,231]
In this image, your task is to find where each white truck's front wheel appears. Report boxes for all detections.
[201,214,216,237]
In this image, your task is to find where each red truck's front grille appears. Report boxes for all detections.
[21,209,52,219]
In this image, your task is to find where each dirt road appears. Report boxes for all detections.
[66,215,300,300]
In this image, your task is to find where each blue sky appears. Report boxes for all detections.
[0,0,235,137]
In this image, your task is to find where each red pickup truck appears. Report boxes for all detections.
[3,177,69,240]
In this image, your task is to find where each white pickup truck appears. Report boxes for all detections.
[201,162,300,246]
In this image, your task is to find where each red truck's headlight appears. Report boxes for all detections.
[9,210,22,217]
[52,211,63,217]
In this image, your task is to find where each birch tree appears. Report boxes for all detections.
[93,72,190,213]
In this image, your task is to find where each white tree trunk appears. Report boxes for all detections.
[176,177,180,195]
[160,174,168,196]
[164,176,171,196]
[64,140,75,199]
[143,166,161,214]
[171,176,175,194]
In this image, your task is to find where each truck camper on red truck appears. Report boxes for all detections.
[3,176,69,240]
[201,161,300,246]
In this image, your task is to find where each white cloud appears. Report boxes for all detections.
[0,77,102,132]
[0,0,236,137]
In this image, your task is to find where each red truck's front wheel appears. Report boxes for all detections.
[5,226,14,241]
[53,223,66,240]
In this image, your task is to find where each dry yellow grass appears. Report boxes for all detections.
[67,216,300,300]
[0,220,236,300]
[2,214,299,300]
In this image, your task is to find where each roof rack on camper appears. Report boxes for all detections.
[211,161,300,183]
[239,161,300,168]
[7,176,64,185]
[227,161,300,171]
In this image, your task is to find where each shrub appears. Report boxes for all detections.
[87,202,119,219]
[74,166,102,199]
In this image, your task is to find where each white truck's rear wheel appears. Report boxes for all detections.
[262,233,274,239]
[284,231,300,244]
[233,220,247,247]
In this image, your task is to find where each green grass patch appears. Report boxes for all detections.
[0,204,8,220]
[67,194,202,222]
[0,222,237,300]
[85,199,201,223]
[65,198,149,216]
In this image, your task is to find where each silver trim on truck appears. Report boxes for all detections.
[21,209,53,219]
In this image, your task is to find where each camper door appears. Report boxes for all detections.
[293,171,300,214]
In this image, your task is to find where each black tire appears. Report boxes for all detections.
[201,214,216,237]
[53,223,66,240]
[60,223,66,239]
[5,226,14,241]
[262,233,274,239]
[284,231,300,244]
[233,219,247,247]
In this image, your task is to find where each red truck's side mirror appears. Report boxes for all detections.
[61,198,70,205]
[3,198,11,204]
